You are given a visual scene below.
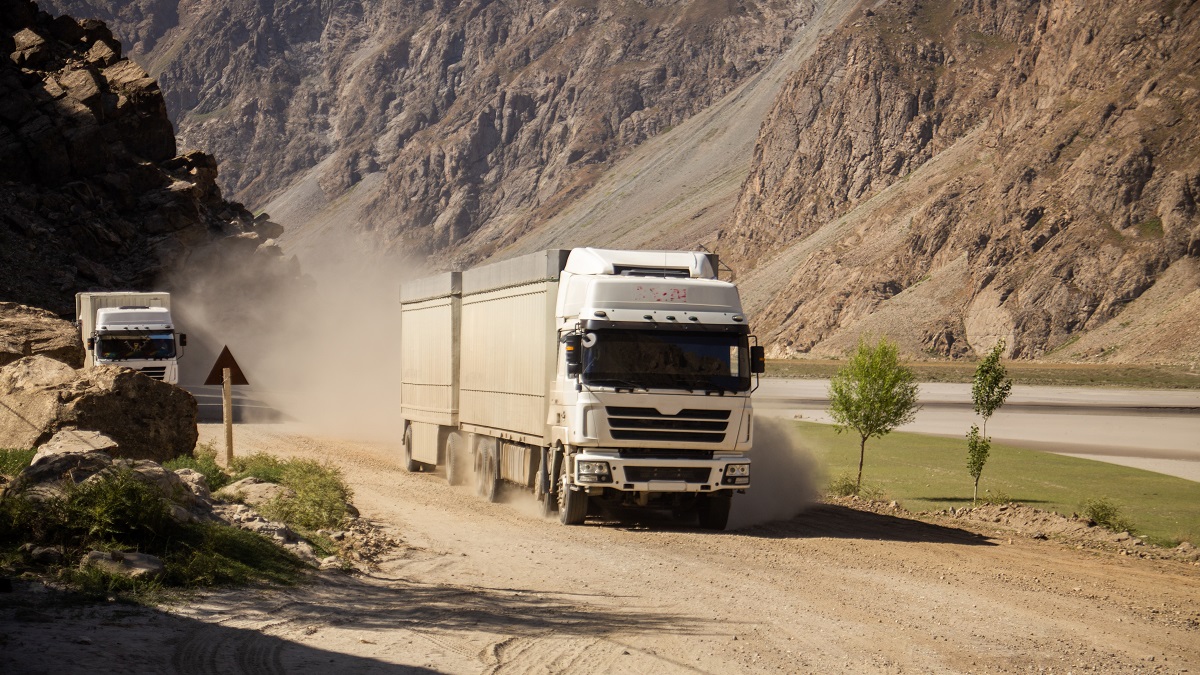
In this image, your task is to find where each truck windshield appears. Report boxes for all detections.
[96,332,176,361]
[581,329,751,392]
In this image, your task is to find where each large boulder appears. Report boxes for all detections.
[0,355,197,462]
[0,302,84,368]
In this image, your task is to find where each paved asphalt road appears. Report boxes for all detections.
[183,380,1200,482]
[754,379,1200,482]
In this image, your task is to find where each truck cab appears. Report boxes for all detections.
[551,248,763,527]
[77,293,186,384]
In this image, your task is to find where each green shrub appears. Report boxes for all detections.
[1083,497,1136,533]
[260,460,353,531]
[827,473,885,501]
[0,468,172,551]
[0,448,35,476]
[164,522,303,587]
[828,473,859,497]
[164,442,231,491]
[231,452,287,484]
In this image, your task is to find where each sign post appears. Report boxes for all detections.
[222,367,233,466]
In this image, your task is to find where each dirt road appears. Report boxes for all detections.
[4,423,1198,674]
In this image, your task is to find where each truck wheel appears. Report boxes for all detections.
[697,492,732,531]
[474,437,500,503]
[557,454,587,525]
[535,447,558,517]
[444,432,464,486]
[402,425,421,473]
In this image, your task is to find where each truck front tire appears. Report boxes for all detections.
[557,454,587,525]
[698,492,732,531]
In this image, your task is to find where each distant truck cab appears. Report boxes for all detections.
[76,292,187,384]
[399,248,765,530]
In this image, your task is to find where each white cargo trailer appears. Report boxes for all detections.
[399,248,764,529]
[76,292,187,384]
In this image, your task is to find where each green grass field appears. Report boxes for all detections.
[790,420,1200,547]
[768,359,1200,389]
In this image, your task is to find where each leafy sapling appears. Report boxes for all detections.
[828,336,921,495]
[968,340,1012,503]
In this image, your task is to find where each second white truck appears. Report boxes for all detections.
[76,292,187,384]
[399,248,763,529]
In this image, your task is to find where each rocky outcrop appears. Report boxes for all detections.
[0,355,197,461]
[0,302,84,368]
[727,0,1200,361]
[0,0,300,316]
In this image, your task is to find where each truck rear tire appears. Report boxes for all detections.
[557,455,587,525]
[697,492,732,531]
[402,425,421,473]
[444,432,464,486]
[475,437,500,503]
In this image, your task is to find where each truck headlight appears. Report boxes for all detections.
[577,461,611,483]
[722,463,750,485]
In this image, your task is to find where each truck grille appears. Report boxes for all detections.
[624,467,712,483]
[605,407,729,443]
[139,366,167,381]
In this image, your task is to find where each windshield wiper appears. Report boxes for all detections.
[585,378,647,392]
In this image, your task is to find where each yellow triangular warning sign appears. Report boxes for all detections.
[204,345,250,385]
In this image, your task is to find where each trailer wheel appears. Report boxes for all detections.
[402,425,421,473]
[474,437,500,503]
[697,492,732,531]
[557,454,587,525]
[444,432,465,486]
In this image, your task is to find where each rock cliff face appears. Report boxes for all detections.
[41,0,807,261]
[0,0,298,316]
[728,0,1200,361]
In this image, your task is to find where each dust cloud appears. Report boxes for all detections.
[727,417,822,529]
[167,236,425,442]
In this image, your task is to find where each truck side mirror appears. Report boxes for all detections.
[86,337,95,351]
[179,333,187,347]
[750,346,765,374]
[564,334,582,376]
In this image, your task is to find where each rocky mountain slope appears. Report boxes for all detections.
[30,0,1200,365]
[726,0,1200,362]
[42,0,809,267]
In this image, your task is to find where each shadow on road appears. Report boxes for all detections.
[4,571,718,673]
[2,582,440,675]
[194,571,714,638]
[737,503,998,546]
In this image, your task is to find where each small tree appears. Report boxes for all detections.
[968,340,1012,503]
[828,337,921,494]
[966,424,989,503]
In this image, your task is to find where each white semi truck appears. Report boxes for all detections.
[76,292,187,384]
[399,248,763,529]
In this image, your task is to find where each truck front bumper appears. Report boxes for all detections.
[572,451,750,493]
